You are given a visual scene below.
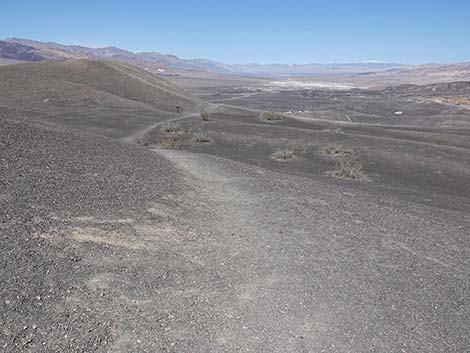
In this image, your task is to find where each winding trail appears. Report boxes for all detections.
[140,149,470,352]
[121,112,199,143]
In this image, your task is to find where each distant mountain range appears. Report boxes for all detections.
[1,38,470,81]
[0,38,408,76]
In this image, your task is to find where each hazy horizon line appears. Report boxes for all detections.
[4,37,469,67]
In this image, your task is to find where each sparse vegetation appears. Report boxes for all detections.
[136,137,149,146]
[333,156,369,181]
[194,130,211,143]
[201,109,210,121]
[323,144,353,156]
[259,111,283,122]
[159,136,182,149]
[161,121,182,134]
[271,147,294,161]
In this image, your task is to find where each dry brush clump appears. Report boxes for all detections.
[200,109,210,121]
[193,130,211,143]
[161,121,182,134]
[271,147,295,161]
[323,144,353,156]
[159,136,182,150]
[333,156,369,181]
[136,137,149,147]
[259,111,283,122]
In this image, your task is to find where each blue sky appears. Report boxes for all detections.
[1,0,469,64]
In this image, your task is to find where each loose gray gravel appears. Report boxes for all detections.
[0,118,186,352]
[1,118,469,352]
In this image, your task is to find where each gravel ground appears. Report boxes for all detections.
[0,118,187,352]
[155,150,470,353]
[2,59,470,352]
[1,117,469,352]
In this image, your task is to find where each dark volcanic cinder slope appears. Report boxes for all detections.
[0,59,205,138]
[152,149,470,353]
[0,117,191,352]
[136,102,470,213]
[1,50,470,352]
[2,116,469,352]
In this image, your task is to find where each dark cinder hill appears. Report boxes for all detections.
[1,52,470,352]
[0,59,204,138]
[0,117,188,352]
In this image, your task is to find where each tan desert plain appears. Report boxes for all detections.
[1,38,470,352]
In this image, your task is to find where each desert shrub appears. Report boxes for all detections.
[159,136,182,150]
[259,111,283,122]
[193,130,211,143]
[136,137,149,147]
[161,121,182,134]
[333,156,368,181]
[200,109,210,121]
[271,147,294,161]
[323,144,353,156]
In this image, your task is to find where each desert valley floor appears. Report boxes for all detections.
[1,59,469,352]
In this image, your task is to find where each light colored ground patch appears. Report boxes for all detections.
[86,272,116,291]
[429,96,470,110]
[134,223,197,243]
[39,221,183,250]
[72,216,134,224]
[147,201,178,219]
[264,80,361,90]
[68,227,147,250]
[237,273,288,302]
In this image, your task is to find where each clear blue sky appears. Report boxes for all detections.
[1,0,469,64]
